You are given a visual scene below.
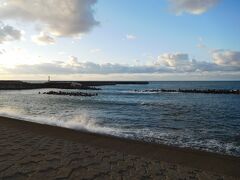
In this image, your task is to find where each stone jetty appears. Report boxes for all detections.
[43,91,98,97]
[0,81,148,90]
[0,81,101,90]
[135,89,240,95]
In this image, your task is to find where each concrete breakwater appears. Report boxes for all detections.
[42,91,98,97]
[0,81,100,90]
[135,89,240,95]
[0,81,148,90]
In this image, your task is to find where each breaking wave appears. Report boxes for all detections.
[0,107,123,136]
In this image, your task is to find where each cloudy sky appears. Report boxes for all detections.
[0,0,239,80]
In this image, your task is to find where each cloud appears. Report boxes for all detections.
[158,53,190,67]
[0,0,99,37]
[156,52,240,72]
[0,22,22,43]
[67,56,79,66]
[2,52,240,75]
[156,53,200,72]
[32,32,55,45]
[126,34,137,40]
[212,50,240,67]
[168,0,220,15]
[3,56,166,75]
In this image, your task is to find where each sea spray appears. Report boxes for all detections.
[60,112,123,135]
[0,108,123,137]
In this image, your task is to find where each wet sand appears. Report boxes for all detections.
[0,116,239,179]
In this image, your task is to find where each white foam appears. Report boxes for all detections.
[0,108,122,136]
[124,90,160,94]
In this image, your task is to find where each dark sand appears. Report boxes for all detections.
[0,116,239,179]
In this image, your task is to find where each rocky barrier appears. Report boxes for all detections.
[135,89,240,95]
[42,91,98,97]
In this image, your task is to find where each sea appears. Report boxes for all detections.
[0,81,239,156]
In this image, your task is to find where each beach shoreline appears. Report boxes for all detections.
[0,115,239,179]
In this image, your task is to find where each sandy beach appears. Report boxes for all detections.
[0,116,239,180]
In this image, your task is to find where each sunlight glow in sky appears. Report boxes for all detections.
[0,0,239,80]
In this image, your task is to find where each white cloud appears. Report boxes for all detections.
[158,53,190,67]
[67,56,80,66]
[168,0,220,15]
[0,22,22,43]
[32,32,55,45]
[155,53,202,72]
[156,52,240,72]
[212,50,240,67]
[156,53,200,72]
[0,0,99,37]
[126,34,137,40]
[2,56,163,75]
[2,51,240,75]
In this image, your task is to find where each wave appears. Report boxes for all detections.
[121,90,160,94]
[0,107,123,136]
[121,90,182,95]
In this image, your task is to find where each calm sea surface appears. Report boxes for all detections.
[0,81,240,156]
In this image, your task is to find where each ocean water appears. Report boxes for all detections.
[0,81,240,156]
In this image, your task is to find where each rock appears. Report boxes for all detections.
[135,89,240,95]
[42,91,98,97]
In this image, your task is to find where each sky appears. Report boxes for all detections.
[0,0,239,81]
